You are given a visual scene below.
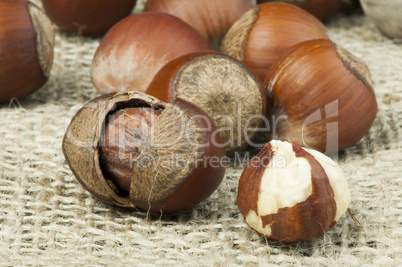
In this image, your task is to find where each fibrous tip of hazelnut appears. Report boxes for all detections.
[334,43,374,92]
[221,6,259,61]
[28,2,55,78]
[168,53,265,151]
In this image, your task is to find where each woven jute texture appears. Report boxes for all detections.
[0,1,401,266]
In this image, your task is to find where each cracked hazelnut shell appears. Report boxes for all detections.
[90,12,211,94]
[265,39,378,154]
[62,91,226,213]
[221,2,329,80]
[41,0,137,35]
[146,51,267,153]
[237,140,351,243]
[144,0,252,49]
[0,0,54,102]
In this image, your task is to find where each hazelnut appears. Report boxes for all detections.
[0,0,55,102]
[146,51,267,153]
[62,91,226,213]
[265,39,378,154]
[90,12,211,94]
[237,140,351,244]
[256,0,341,21]
[221,2,329,80]
[144,0,253,49]
[41,0,137,35]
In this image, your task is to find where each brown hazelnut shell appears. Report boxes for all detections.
[0,0,54,102]
[265,39,378,153]
[221,2,329,80]
[62,91,226,212]
[237,141,337,244]
[42,0,137,35]
[90,12,211,94]
[145,51,267,152]
[144,0,252,49]
[256,0,341,21]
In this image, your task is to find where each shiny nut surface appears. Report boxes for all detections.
[0,0,54,102]
[265,39,377,153]
[90,12,211,94]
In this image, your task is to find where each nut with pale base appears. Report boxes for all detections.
[237,140,351,244]
[62,91,226,213]
[265,39,378,154]
[256,0,341,21]
[144,0,253,49]
[146,51,267,153]
[0,0,55,102]
[90,12,211,94]
[221,2,329,80]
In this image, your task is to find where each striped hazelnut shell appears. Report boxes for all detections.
[265,39,378,154]
[256,0,341,21]
[221,2,329,80]
[0,0,55,102]
[90,12,211,94]
[42,0,137,35]
[144,0,252,49]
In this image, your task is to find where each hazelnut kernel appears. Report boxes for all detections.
[237,140,351,243]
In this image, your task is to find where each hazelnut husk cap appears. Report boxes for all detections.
[146,51,267,153]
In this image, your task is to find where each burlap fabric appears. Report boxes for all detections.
[0,0,401,265]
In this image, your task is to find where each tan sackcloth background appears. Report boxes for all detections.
[0,0,401,265]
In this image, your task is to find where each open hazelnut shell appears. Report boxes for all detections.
[62,91,226,212]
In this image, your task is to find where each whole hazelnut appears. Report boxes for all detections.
[144,0,253,49]
[62,91,226,213]
[41,0,137,35]
[0,0,55,102]
[256,0,341,21]
[90,12,211,94]
[265,39,378,154]
[146,51,267,153]
[221,2,329,80]
[237,140,351,244]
